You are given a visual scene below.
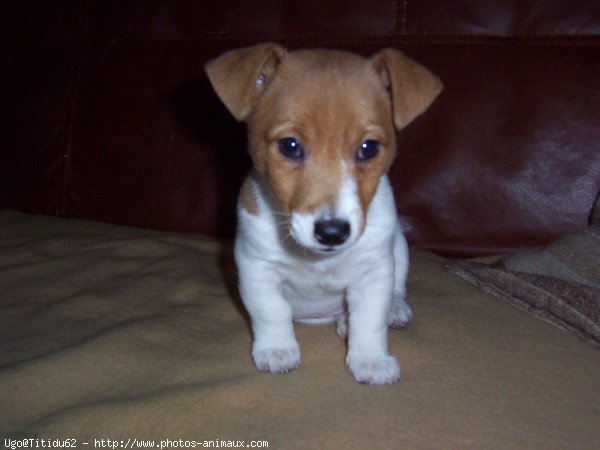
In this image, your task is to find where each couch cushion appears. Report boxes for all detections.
[1,210,598,448]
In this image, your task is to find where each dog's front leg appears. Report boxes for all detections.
[238,268,300,374]
[388,226,413,328]
[345,271,400,385]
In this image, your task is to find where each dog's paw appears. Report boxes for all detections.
[252,345,301,374]
[347,355,400,385]
[387,296,413,329]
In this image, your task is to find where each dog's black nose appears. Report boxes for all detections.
[314,219,351,246]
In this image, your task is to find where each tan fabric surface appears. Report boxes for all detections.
[449,224,600,347]
[1,210,599,449]
[449,260,600,348]
[503,225,600,289]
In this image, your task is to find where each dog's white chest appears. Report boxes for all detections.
[278,257,352,321]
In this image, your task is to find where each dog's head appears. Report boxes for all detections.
[206,43,442,253]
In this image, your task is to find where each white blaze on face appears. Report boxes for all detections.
[289,162,364,253]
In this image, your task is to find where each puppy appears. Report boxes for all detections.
[205,43,441,385]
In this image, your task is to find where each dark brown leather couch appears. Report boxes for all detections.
[2,1,599,256]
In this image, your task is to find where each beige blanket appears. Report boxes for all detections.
[449,225,600,348]
[1,210,598,449]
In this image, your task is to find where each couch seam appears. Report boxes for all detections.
[57,1,87,217]
[401,0,408,36]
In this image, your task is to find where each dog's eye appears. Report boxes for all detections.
[356,140,380,162]
[278,138,305,161]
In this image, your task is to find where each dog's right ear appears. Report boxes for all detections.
[205,43,287,121]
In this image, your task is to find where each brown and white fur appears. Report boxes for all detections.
[205,43,441,385]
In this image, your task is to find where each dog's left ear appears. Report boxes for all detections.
[372,49,443,129]
[205,43,287,121]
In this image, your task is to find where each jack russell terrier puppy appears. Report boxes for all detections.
[205,43,442,385]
